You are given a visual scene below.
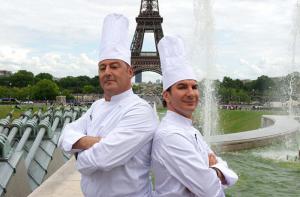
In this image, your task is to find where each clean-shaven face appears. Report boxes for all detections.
[98,59,133,100]
[163,79,199,119]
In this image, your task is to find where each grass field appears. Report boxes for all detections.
[1,105,286,134]
[219,110,286,134]
[157,108,287,133]
[0,104,47,119]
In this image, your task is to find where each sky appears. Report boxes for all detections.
[0,0,299,82]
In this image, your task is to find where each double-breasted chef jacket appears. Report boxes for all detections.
[59,89,159,197]
[151,110,238,197]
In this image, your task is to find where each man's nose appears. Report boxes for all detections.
[103,66,112,75]
[186,86,195,96]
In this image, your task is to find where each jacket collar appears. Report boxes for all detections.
[165,110,193,127]
[105,88,134,104]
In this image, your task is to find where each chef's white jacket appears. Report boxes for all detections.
[151,110,238,197]
[59,89,159,197]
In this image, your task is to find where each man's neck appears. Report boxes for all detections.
[167,107,192,119]
[104,87,131,101]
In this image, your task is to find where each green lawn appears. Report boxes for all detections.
[1,105,287,134]
[219,110,286,134]
[0,104,47,119]
[157,108,286,134]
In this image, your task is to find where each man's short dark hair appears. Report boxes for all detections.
[162,86,171,108]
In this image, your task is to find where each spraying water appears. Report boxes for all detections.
[287,0,300,115]
[193,0,219,142]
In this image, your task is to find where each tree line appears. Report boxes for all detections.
[0,70,299,103]
[214,73,300,104]
[0,70,103,101]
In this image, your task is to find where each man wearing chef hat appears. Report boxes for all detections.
[59,13,158,197]
[151,35,238,197]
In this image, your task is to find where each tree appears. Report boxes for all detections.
[33,79,59,100]
[58,76,78,90]
[91,76,99,87]
[35,73,53,83]
[253,75,275,95]
[132,84,142,94]
[0,76,10,86]
[10,70,34,87]
[0,86,10,98]
[61,89,74,100]
[83,85,95,94]
[222,77,245,89]
[17,86,34,100]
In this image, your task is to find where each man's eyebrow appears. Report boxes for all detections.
[110,61,122,65]
[176,83,187,86]
[98,63,106,67]
[99,61,120,66]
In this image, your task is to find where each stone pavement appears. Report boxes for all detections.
[28,157,83,197]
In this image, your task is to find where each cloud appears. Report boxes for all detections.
[0,45,97,77]
[0,0,299,82]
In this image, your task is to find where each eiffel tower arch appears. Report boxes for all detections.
[131,0,164,83]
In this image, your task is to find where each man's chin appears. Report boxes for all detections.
[185,103,197,108]
[103,86,117,93]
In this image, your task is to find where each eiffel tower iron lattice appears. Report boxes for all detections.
[131,0,164,82]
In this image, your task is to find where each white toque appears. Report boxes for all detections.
[158,35,197,91]
[98,13,131,65]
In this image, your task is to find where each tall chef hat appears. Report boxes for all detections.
[158,35,197,91]
[98,13,131,65]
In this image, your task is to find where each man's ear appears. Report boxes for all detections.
[127,66,133,78]
[163,91,170,104]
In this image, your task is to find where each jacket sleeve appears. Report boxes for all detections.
[58,104,94,153]
[76,104,158,175]
[198,132,238,187]
[155,133,225,197]
[211,157,238,187]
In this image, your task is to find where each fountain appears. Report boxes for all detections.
[191,0,300,151]
[192,0,219,142]
[287,0,300,116]
[191,0,300,195]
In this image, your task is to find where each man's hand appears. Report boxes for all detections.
[208,153,227,184]
[212,167,227,185]
[72,136,101,150]
[208,153,217,167]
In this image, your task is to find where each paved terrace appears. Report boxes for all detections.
[28,157,82,197]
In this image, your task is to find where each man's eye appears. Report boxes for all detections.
[110,63,119,68]
[177,85,186,89]
[192,85,198,90]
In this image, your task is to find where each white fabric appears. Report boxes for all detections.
[151,110,238,197]
[98,13,131,65]
[58,89,159,197]
[158,36,197,90]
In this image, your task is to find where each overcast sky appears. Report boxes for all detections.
[0,0,299,82]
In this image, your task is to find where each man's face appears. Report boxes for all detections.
[98,59,133,99]
[163,79,199,119]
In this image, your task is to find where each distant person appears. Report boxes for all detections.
[58,13,158,197]
[151,35,238,197]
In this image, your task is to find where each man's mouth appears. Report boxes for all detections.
[104,79,115,83]
[183,100,197,104]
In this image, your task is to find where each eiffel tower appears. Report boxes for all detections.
[131,0,164,83]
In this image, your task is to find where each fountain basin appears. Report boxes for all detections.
[209,115,300,152]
